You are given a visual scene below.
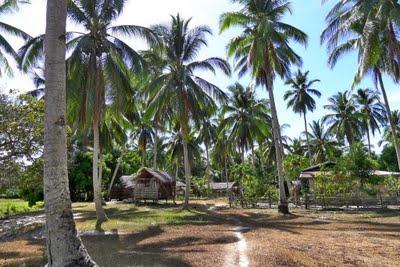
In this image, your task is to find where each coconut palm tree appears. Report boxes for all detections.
[220,0,307,214]
[213,122,232,187]
[323,91,361,146]
[20,0,157,225]
[220,82,269,163]
[288,137,307,157]
[380,110,400,147]
[165,119,202,180]
[147,14,231,208]
[308,120,337,164]
[321,0,400,170]
[0,0,30,76]
[197,117,218,189]
[352,88,386,155]
[43,0,96,264]
[284,70,321,162]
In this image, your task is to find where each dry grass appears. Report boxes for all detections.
[219,208,400,267]
[0,201,399,267]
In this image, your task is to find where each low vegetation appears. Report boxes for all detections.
[0,199,43,219]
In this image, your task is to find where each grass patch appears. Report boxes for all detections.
[0,199,43,219]
[73,202,221,232]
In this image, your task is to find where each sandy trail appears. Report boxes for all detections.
[205,203,250,267]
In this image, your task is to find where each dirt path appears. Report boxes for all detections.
[205,203,250,267]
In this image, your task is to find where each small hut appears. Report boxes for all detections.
[133,168,176,201]
[210,182,240,196]
[109,175,135,201]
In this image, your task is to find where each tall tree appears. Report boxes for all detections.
[147,14,231,208]
[43,0,96,265]
[352,88,386,155]
[0,0,29,76]
[321,0,400,170]
[21,0,158,225]
[220,0,307,214]
[308,120,337,163]
[323,91,361,146]
[284,70,321,162]
[220,82,269,163]
[197,117,218,189]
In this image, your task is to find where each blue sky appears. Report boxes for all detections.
[1,0,399,153]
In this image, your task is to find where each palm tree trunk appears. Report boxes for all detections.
[266,80,289,214]
[153,126,158,168]
[142,144,147,167]
[241,145,245,163]
[366,126,372,157]
[107,154,123,199]
[182,136,191,209]
[44,1,96,265]
[206,144,211,191]
[303,112,312,162]
[377,70,400,170]
[93,63,107,227]
[251,143,256,166]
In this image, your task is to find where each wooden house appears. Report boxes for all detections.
[133,168,176,201]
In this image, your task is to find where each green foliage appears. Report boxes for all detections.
[338,142,379,184]
[230,163,276,205]
[283,154,309,181]
[68,151,93,201]
[18,158,43,206]
[313,143,381,199]
[379,146,399,172]
[0,94,44,163]
[0,199,43,219]
[68,149,142,201]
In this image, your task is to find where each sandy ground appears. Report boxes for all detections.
[1,204,399,267]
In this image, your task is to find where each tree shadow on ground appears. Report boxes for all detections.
[81,224,239,267]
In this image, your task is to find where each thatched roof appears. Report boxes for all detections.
[210,182,237,190]
[134,167,175,184]
[119,175,135,188]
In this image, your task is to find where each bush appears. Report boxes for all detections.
[19,159,44,207]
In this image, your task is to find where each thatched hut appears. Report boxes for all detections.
[133,168,176,201]
[109,175,135,201]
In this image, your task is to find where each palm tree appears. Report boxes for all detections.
[43,0,96,264]
[380,110,400,147]
[147,14,231,208]
[321,0,400,170]
[220,0,307,214]
[166,120,202,180]
[323,91,361,146]
[129,106,154,167]
[197,117,218,189]
[220,82,269,163]
[20,0,157,225]
[352,88,386,155]
[284,70,321,162]
[288,137,306,157]
[308,120,337,163]
[213,122,232,189]
[0,0,29,76]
